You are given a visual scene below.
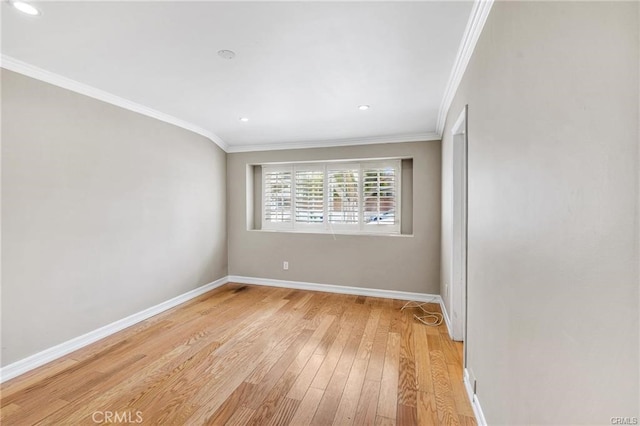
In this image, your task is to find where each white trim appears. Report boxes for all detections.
[452,106,468,137]
[463,368,475,404]
[262,160,402,235]
[226,132,440,153]
[250,229,413,237]
[450,105,468,342]
[473,393,488,426]
[0,55,442,153]
[228,275,441,303]
[439,297,454,339]
[255,156,412,166]
[0,55,228,151]
[435,0,494,136]
[0,275,442,383]
[464,368,488,426]
[0,276,229,383]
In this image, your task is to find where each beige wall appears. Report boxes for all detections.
[227,142,441,293]
[441,2,639,423]
[1,70,228,366]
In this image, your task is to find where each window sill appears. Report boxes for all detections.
[247,229,414,238]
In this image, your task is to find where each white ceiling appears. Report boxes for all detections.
[1,1,473,151]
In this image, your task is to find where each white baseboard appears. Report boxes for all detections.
[1,275,443,383]
[464,368,488,426]
[439,299,454,338]
[0,276,229,383]
[228,275,442,304]
[463,368,474,402]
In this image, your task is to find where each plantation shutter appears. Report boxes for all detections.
[262,160,400,233]
[327,167,359,226]
[362,161,400,232]
[295,166,324,225]
[263,166,292,227]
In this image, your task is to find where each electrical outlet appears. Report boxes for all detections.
[283,261,289,270]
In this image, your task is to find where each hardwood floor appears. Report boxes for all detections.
[0,283,476,425]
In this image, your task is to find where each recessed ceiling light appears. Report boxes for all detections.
[358,105,370,111]
[11,1,40,16]
[218,50,236,60]
[239,117,249,122]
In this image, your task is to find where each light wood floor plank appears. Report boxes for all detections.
[265,396,301,426]
[353,379,381,425]
[309,310,357,391]
[332,358,368,425]
[417,391,439,425]
[184,310,313,422]
[206,381,255,425]
[247,371,299,425]
[287,353,325,400]
[289,387,324,425]
[311,305,369,425]
[430,349,461,426]
[224,406,256,426]
[355,307,382,360]
[398,308,418,408]
[376,414,397,426]
[1,284,475,426]
[397,403,418,426]
[377,332,401,419]
[364,306,391,383]
[413,321,435,393]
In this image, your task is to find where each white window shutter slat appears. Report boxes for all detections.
[263,167,292,227]
[262,160,400,234]
[295,169,324,224]
[327,168,359,225]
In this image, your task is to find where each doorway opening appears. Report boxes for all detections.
[450,105,468,357]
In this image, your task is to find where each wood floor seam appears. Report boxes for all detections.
[1,283,475,426]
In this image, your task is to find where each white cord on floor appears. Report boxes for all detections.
[400,300,444,326]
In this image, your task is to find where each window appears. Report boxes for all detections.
[263,167,292,224]
[327,165,359,228]
[295,166,324,227]
[363,165,397,226]
[262,160,400,234]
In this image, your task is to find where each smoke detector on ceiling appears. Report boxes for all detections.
[217,50,236,60]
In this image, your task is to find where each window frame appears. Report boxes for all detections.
[261,164,293,230]
[261,159,401,235]
[293,163,326,232]
[326,162,361,233]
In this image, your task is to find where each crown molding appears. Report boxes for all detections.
[0,55,439,154]
[226,132,440,153]
[435,0,494,136]
[0,54,228,151]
